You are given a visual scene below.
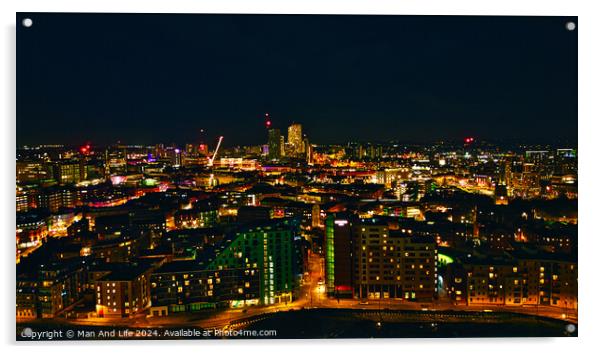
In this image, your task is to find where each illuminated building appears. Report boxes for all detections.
[396,181,421,202]
[16,161,48,184]
[531,230,576,253]
[16,277,37,319]
[366,143,383,160]
[149,261,260,316]
[324,213,355,297]
[47,210,78,237]
[556,148,576,158]
[450,250,577,310]
[494,184,509,205]
[347,143,365,160]
[16,192,29,212]
[174,206,219,229]
[105,151,127,175]
[17,258,87,319]
[267,128,282,160]
[52,161,82,184]
[480,226,515,250]
[16,210,49,249]
[260,197,318,228]
[16,186,38,212]
[400,205,422,219]
[311,204,321,228]
[304,137,313,164]
[90,232,149,263]
[213,157,258,170]
[208,219,299,305]
[279,135,285,156]
[154,144,166,159]
[283,142,295,157]
[287,123,303,157]
[129,210,168,248]
[499,160,511,186]
[525,150,550,162]
[218,191,255,208]
[354,219,437,301]
[95,264,152,318]
[513,250,577,310]
[464,259,522,306]
[376,168,410,189]
[36,186,78,213]
[185,143,199,157]
[167,147,182,167]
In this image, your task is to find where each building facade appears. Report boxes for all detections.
[209,219,298,305]
[353,220,437,302]
[95,265,152,318]
[325,213,354,297]
[149,262,260,316]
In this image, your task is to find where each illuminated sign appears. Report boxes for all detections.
[334,220,348,226]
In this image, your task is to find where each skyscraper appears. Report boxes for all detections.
[287,123,303,157]
[267,128,282,161]
[304,136,313,164]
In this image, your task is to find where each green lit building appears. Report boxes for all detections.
[209,218,299,305]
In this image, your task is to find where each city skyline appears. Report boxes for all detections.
[15,118,578,151]
[16,13,578,340]
[17,14,577,146]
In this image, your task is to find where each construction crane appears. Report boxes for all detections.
[207,136,223,167]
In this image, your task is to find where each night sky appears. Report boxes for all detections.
[17,14,577,147]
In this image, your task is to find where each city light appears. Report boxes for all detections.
[15,13,577,341]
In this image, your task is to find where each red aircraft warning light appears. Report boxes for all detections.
[464,137,475,144]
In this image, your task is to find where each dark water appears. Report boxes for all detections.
[244,309,577,338]
[16,308,577,340]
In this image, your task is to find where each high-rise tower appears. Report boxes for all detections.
[287,123,303,157]
[268,128,282,160]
